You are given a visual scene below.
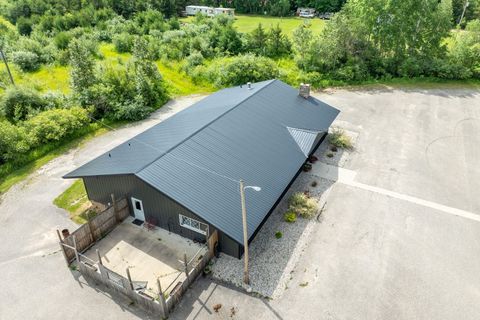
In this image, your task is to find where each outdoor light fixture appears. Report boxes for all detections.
[239,180,261,287]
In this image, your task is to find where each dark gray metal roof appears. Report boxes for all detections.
[65,79,339,244]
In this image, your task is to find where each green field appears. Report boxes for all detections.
[0,43,215,96]
[181,14,326,36]
[233,15,325,36]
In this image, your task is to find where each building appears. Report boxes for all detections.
[64,80,339,258]
[186,5,214,16]
[214,7,235,16]
[296,7,316,18]
[186,5,234,17]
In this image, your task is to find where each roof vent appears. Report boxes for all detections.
[247,82,252,90]
[299,83,310,99]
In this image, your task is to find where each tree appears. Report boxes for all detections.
[247,23,268,55]
[270,0,291,16]
[304,0,454,78]
[292,23,314,70]
[266,24,292,57]
[68,39,96,104]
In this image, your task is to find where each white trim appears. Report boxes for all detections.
[179,214,207,235]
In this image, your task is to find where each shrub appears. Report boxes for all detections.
[284,211,297,223]
[196,54,279,87]
[54,32,73,50]
[12,51,41,72]
[0,121,30,164]
[16,17,33,36]
[289,192,318,219]
[113,32,134,53]
[0,87,47,122]
[275,231,283,239]
[23,107,90,145]
[328,128,353,149]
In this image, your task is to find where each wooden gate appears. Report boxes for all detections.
[207,230,218,257]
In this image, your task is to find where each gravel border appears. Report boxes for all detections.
[211,172,334,298]
[315,128,359,168]
[210,131,356,299]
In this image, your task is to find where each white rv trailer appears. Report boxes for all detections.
[186,5,214,17]
[186,5,235,17]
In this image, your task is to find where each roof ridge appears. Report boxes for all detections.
[134,79,278,174]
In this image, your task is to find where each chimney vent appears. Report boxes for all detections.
[247,82,252,90]
[299,83,310,99]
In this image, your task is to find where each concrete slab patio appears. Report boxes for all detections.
[84,218,207,296]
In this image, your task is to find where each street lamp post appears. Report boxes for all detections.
[239,179,261,286]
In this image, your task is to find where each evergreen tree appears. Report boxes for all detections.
[266,24,292,57]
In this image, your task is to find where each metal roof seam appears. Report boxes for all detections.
[134,79,278,176]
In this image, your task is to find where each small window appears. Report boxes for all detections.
[135,201,141,210]
[179,214,208,235]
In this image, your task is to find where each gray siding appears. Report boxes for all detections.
[83,175,213,243]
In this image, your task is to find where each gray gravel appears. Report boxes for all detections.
[211,162,335,298]
[315,128,358,168]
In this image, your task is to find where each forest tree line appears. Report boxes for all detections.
[0,0,479,177]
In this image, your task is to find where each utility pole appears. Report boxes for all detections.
[458,0,470,26]
[0,48,15,86]
[239,179,250,285]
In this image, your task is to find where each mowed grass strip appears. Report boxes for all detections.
[53,179,94,224]
[233,14,325,36]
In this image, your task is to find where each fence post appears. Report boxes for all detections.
[126,268,134,291]
[72,235,80,264]
[56,229,70,266]
[87,216,96,243]
[111,193,120,223]
[157,279,168,317]
[96,249,103,266]
[183,253,189,278]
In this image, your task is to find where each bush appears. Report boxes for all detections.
[54,32,73,50]
[0,121,30,164]
[12,51,41,72]
[284,211,297,223]
[0,87,47,122]
[195,54,279,87]
[275,231,283,239]
[328,128,353,149]
[289,192,318,219]
[23,107,90,145]
[16,17,32,36]
[113,32,134,53]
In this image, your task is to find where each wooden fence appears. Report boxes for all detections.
[58,196,129,263]
[57,205,216,318]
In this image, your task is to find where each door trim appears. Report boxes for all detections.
[131,197,145,221]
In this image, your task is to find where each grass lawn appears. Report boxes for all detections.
[181,14,326,36]
[53,179,94,224]
[233,14,325,36]
[1,43,213,97]
[0,122,114,195]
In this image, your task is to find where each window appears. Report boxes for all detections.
[135,201,141,210]
[179,214,208,235]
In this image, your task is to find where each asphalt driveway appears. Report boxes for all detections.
[172,87,480,320]
[0,95,205,320]
[1,87,479,320]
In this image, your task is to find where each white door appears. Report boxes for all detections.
[131,197,145,221]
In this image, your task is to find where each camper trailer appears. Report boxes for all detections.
[297,7,316,18]
[186,5,235,17]
[214,7,235,16]
[186,5,214,17]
